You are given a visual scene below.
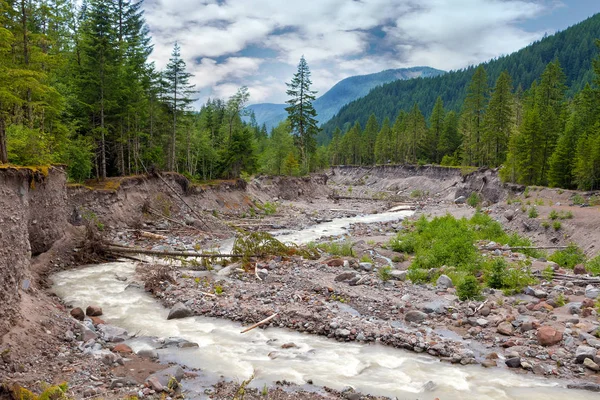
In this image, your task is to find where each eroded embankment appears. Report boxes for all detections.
[330,165,505,203]
[0,166,67,337]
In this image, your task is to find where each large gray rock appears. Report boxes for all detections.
[436,275,454,289]
[167,302,193,320]
[504,209,515,221]
[98,324,129,342]
[585,285,600,299]
[390,270,407,281]
[405,310,427,323]
[146,365,185,391]
[454,196,466,204]
[359,262,373,272]
[575,345,597,363]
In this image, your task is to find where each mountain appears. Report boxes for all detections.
[322,13,600,140]
[247,67,445,131]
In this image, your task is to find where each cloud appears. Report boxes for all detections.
[140,0,562,105]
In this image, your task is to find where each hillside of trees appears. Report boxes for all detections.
[1,0,310,181]
[322,14,600,141]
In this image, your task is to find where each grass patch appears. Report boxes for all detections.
[318,240,355,257]
[549,243,585,269]
[549,210,573,220]
[585,255,600,276]
[572,194,586,205]
[528,206,539,218]
[467,192,481,208]
[378,265,392,282]
[552,221,562,231]
[457,276,482,300]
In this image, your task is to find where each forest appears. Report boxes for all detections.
[2,1,600,191]
[0,0,323,182]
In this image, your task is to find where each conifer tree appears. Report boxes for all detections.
[163,42,195,171]
[362,114,379,165]
[484,71,514,166]
[285,55,319,172]
[461,65,489,166]
[428,96,445,163]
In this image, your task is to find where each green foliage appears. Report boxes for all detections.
[64,137,94,182]
[407,266,429,284]
[410,189,424,198]
[541,220,550,229]
[501,264,538,295]
[232,231,290,265]
[553,221,562,231]
[378,265,393,282]
[572,194,586,205]
[485,258,507,289]
[457,276,482,300]
[317,240,355,257]
[542,266,555,281]
[555,293,567,307]
[467,192,481,208]
[359,254,373,263]
[585,255,600,276]
[528,206,539,218]
[549,243,586,269]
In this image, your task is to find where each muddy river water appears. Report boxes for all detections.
[51,211,597,399]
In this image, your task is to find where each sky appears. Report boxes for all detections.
[142,0,600,106]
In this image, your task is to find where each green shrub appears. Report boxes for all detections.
[501,265,537,295]
[542,266,555,281]
[486,258,507,289]
[528,207,539,218]
[535,199,544,206]
[407,267,429,284]
[553,221,562,231]
[457,276,481,300]
[549,244,585,269]
[572,194,585,205]
[410,189,424,198]
[360,254,373,263]
[317,240,355,257]
[585,256,600,276]
[555,293,567,307]
[65,137,94,182]
[378,265,392,282]
[549,210,559,220]
[541,221,550,229]
[523,187,530,198]
[467,192,481,208]
[262,202,277,215]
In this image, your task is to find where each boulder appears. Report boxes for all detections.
[454,196,466,204]
[70,307,85,321]
[585,285,600,299]
[504,209,515,221]
[573,264,587,275]
[85,305,103,317]
[145,365,185,391]
[584,358,600,372]
[167,302,193,320]
[137,349,159,359]
[436,275,454,289]
[359,262,373,272]
[497,322,514,336]
[390,270,407,281]
[575,345,597,363]
[98,324,129,342]
[335,272,357,282]
[536,326,563,346]
[505,357,521,368]
[112,343,133,354]
[327,259,344,267]
[405,310,428,323]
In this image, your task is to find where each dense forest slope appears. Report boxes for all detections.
[247,67,444,130]
[322,14,600,140]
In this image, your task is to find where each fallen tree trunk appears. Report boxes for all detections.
[145,206,205,233]
[240,313,278,334]
[106,244,245,258]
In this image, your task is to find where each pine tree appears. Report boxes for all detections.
[428,96,445,163]
[374,117,392,164]
[438,111,460,163]
[285,55,319,172]
[484,71,514,166]
[461,65,489,166]
[362,114,379,165]
[404,103,427,164]
[163,42,195,171]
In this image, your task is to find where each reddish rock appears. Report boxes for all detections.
[326,259,344,267]
[70,307,85,321]
[112,343,133,354]
[582,298,595,308]
[86,305,103,317]
[574,264,587,275]
[533,302,554,312]
[89,317,104,326]
[581,307,593,318]
[537,326,563,346]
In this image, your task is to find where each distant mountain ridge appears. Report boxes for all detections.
[322,13,600,140]
[247,66,445,131]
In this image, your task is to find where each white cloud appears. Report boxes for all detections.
[141,0,557,105]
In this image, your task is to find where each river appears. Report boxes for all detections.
[51,210,597,400]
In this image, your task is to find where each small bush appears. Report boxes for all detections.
[523,187,530,198]
[535,199,544,206]
[541,221,550,229]
[318,240,354,257]
[542,266,555,281]
[378,265,392,282]
[502,265,537,295]
[585,256,600,276]
[410,189,424,198]
[555,293,567,307]
[549,210,559,220]
[528,207,539,218]
[553,221,562,231]
[572,194,585,205]
[549,243,585,269]
[485,258,507,289]
[467,192,481,208]
[360,254,373,263]
[457,276,481,300]
[262,202,277,215]
[407,267,429,284]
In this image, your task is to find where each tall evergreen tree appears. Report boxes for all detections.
[484,71,514,166]
[461,65,489,166]
[285,55,319,172]
[427,96,445,163]
[362,114,379,165]
[163,42,195,171]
